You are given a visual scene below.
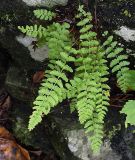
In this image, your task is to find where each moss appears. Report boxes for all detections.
[123,10,131,17]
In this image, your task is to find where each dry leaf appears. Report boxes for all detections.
[0,127,31,160]
[32,71,44,83]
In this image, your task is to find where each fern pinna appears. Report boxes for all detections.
[18,6,130,154]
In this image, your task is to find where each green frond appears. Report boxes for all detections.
[103,36,130,93]
[28,47,75,130]
[74,6,110,153]
[18,25,47,38]
[34,9,56,21]
[120,100,135,128]
[46,22,71,59]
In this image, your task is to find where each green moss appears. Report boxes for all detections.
[123,10,131,17]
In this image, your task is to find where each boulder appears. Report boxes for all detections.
[22,0,68,8]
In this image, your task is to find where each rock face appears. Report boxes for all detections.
[115,26,135,42]
[97,0,135,29]
[5,67,34,101]
[53,115,121,160]
[22,0,68,7]
[12,103,79,160]
[16,35,49,62]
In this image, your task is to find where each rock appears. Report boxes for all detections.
[0,49,11,87]
[53,116,121,160]
[16,35,49,62]
[0,0,32,26]
[5,67,34,101]
[12,102,78,160]
[22,0,68,7]
[112,125,135,160]
[0,0,46,71]
[115,26,135,42]
[0,27,46,71]
[97,0,135,29]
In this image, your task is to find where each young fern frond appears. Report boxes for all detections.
[34,9,56,21]
[103,35,130,92]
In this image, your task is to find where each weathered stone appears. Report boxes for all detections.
[22,0,68,7]
[97,0,135,29]
[16,35,49,62]
[0,28,46,71]
[5,67,34,101]
[115,26,135,42]
[53,116,121,160]
[0,0,45,71]
[11,102,54,154]
[12,102,79,160]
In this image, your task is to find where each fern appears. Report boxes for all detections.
[64,5,110,153]
[18,25,47,38]
[18,6,131,154]
[121,100,135,127]
[34,9,56,21]
[46,22,71,59]
[18,20,71,59]
[102,35,130,92]
[29,47,75,130]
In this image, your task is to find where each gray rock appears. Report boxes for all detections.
[22,0,68,7]
[16,35,49,62]
[115,26,135,42]
[53,116,121,160]
[5,66,34,101]
[67,129,121,160]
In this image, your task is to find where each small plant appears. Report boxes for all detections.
[121,100,135,127]
[120,70,135,128]
[18,6,131,153]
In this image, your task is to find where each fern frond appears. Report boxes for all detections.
[103,36,130,92]
[18,25,47,38]
[28,48,74,131]
[74,5,110,153]
[46,22,71,59]
[34,9,56,21]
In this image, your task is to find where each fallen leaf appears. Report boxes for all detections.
[0,126,14,140]
[0,127,31,160]
[0,90,11,110]
[32,71,44,83]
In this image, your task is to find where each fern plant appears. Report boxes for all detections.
[18,5,131,153]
